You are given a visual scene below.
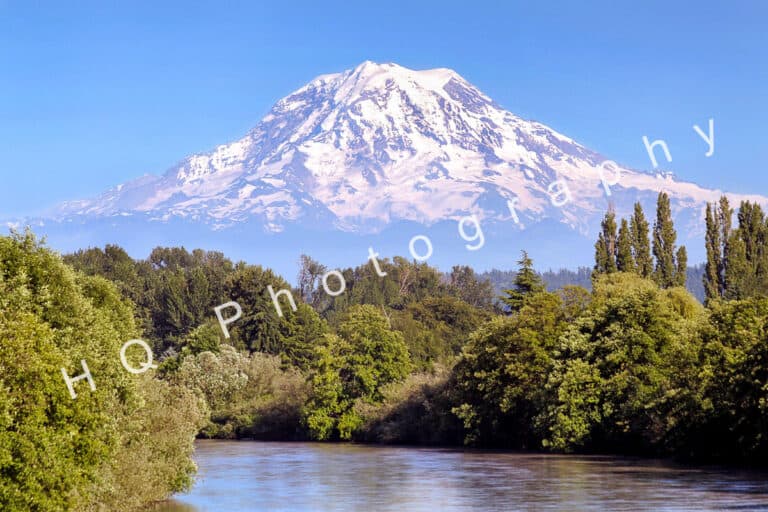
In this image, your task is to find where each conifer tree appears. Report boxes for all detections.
[616,218,635,272]
[630,202,653,278]
[594,209,618,275]
[652,192,678,288]
[502,250,545,312]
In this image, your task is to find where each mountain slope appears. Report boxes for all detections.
[17,61,768,275]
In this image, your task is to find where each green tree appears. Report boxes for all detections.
[0,231,201,511]
[502,251,545,312]
[297,254,326,306]
[724,233,749,300]
[391,295,488,368]
[630,202,653,278]
[447,265,496,311]
[302,336,348,440]
[303,305,411,440]
[616,218,635,272]
[542,273,705,454]
[694,298,768,462]
[652,192,680,288]
[594,209,618,275]
[453,292,568,447]
[733,201,768,297]
[704,202,723,302]
[675,246,688,287]
[224,263,304,354]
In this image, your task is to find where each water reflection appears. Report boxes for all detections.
[151,440,768,511]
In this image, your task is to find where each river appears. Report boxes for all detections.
[153,440,768,511]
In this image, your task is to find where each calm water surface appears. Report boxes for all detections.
[153,440,768,511]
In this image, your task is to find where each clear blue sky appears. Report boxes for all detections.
[1,1,766,217]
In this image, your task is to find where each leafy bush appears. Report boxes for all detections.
[171,346,309,440]
[0,231,202,511]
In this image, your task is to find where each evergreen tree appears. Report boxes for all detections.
[652,192,678,288]
[616,218,635,272]
[502,251,545,312]
[594,209,618,275]
[704,203,722,302]
[675,246,688,287]
[630,202,653,278]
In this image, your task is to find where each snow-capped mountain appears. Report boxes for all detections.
[25,61,768,273]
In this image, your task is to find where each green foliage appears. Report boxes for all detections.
[303,338,347,440]
[0,231,201,511]
[724,234,750,300]
[221,263,328,359]
[356,368,463,445]
[171,346,308,440]
[446,265,496,311]
[336,305,412,402]
[594,209,618,275]
[453,291,569,447]
[316,256,449,323]
[703,197,768,301]
[616,218,635,272]
[693,298,768,462]
[303,306,411,440]
[675,246,688,286]
[541,273,704,453]
[704,202,724,302]
[502,251,545,312]
[46,232,768,470]
[65,245,235,352]
[594,197,686,290]
[652,192,686,288]
[630,202,653,278]
[391,296,489,368]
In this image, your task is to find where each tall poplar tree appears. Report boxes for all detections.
[724,234,749,300]
[718,196,734,298]
[675,246,688,287]
[737,201,765,265]
[652,192,678,288]
[703,202,723,302]
[630,202,653,278]
[594,209,618,275]
[616,218,635,272]
[736,201,768,296]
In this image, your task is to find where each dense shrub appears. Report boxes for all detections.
[171,346,309,440]
[0,231,202,511]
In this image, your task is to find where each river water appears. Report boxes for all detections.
[153,440,768,511]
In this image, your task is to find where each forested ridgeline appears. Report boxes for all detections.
[3,192,768,510]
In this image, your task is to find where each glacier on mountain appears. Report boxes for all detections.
[39,61,768,272]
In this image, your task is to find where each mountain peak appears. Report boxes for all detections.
[48,61,768,255]
[301,61,469,109]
